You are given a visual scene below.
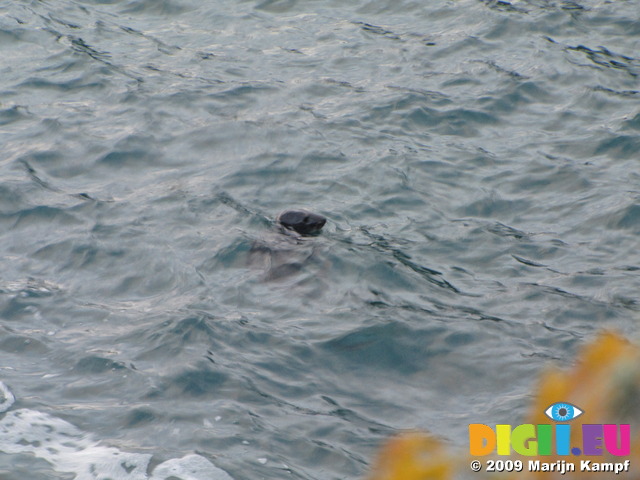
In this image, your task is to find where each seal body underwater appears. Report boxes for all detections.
[247,209,327,281]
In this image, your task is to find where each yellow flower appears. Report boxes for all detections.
[367,431,452,480]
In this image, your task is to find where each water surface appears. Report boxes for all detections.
[1,0,640,478]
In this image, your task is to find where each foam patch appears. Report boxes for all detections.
[0,382,232,480]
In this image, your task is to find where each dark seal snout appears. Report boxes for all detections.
[277,210,326,236]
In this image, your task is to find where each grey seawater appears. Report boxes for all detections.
[1,0,640,478]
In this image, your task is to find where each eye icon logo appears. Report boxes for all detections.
[544,402,583,422]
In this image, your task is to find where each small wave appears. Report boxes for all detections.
[568,44,640,77]
[594,134,640,160]
[0,105,30,127]
[0,278,62,297]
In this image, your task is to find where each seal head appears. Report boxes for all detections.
[277,209,326,236]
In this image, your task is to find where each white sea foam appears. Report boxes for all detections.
[0,381,15,413]
[0,382,232,480]
[150,454,233,480]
